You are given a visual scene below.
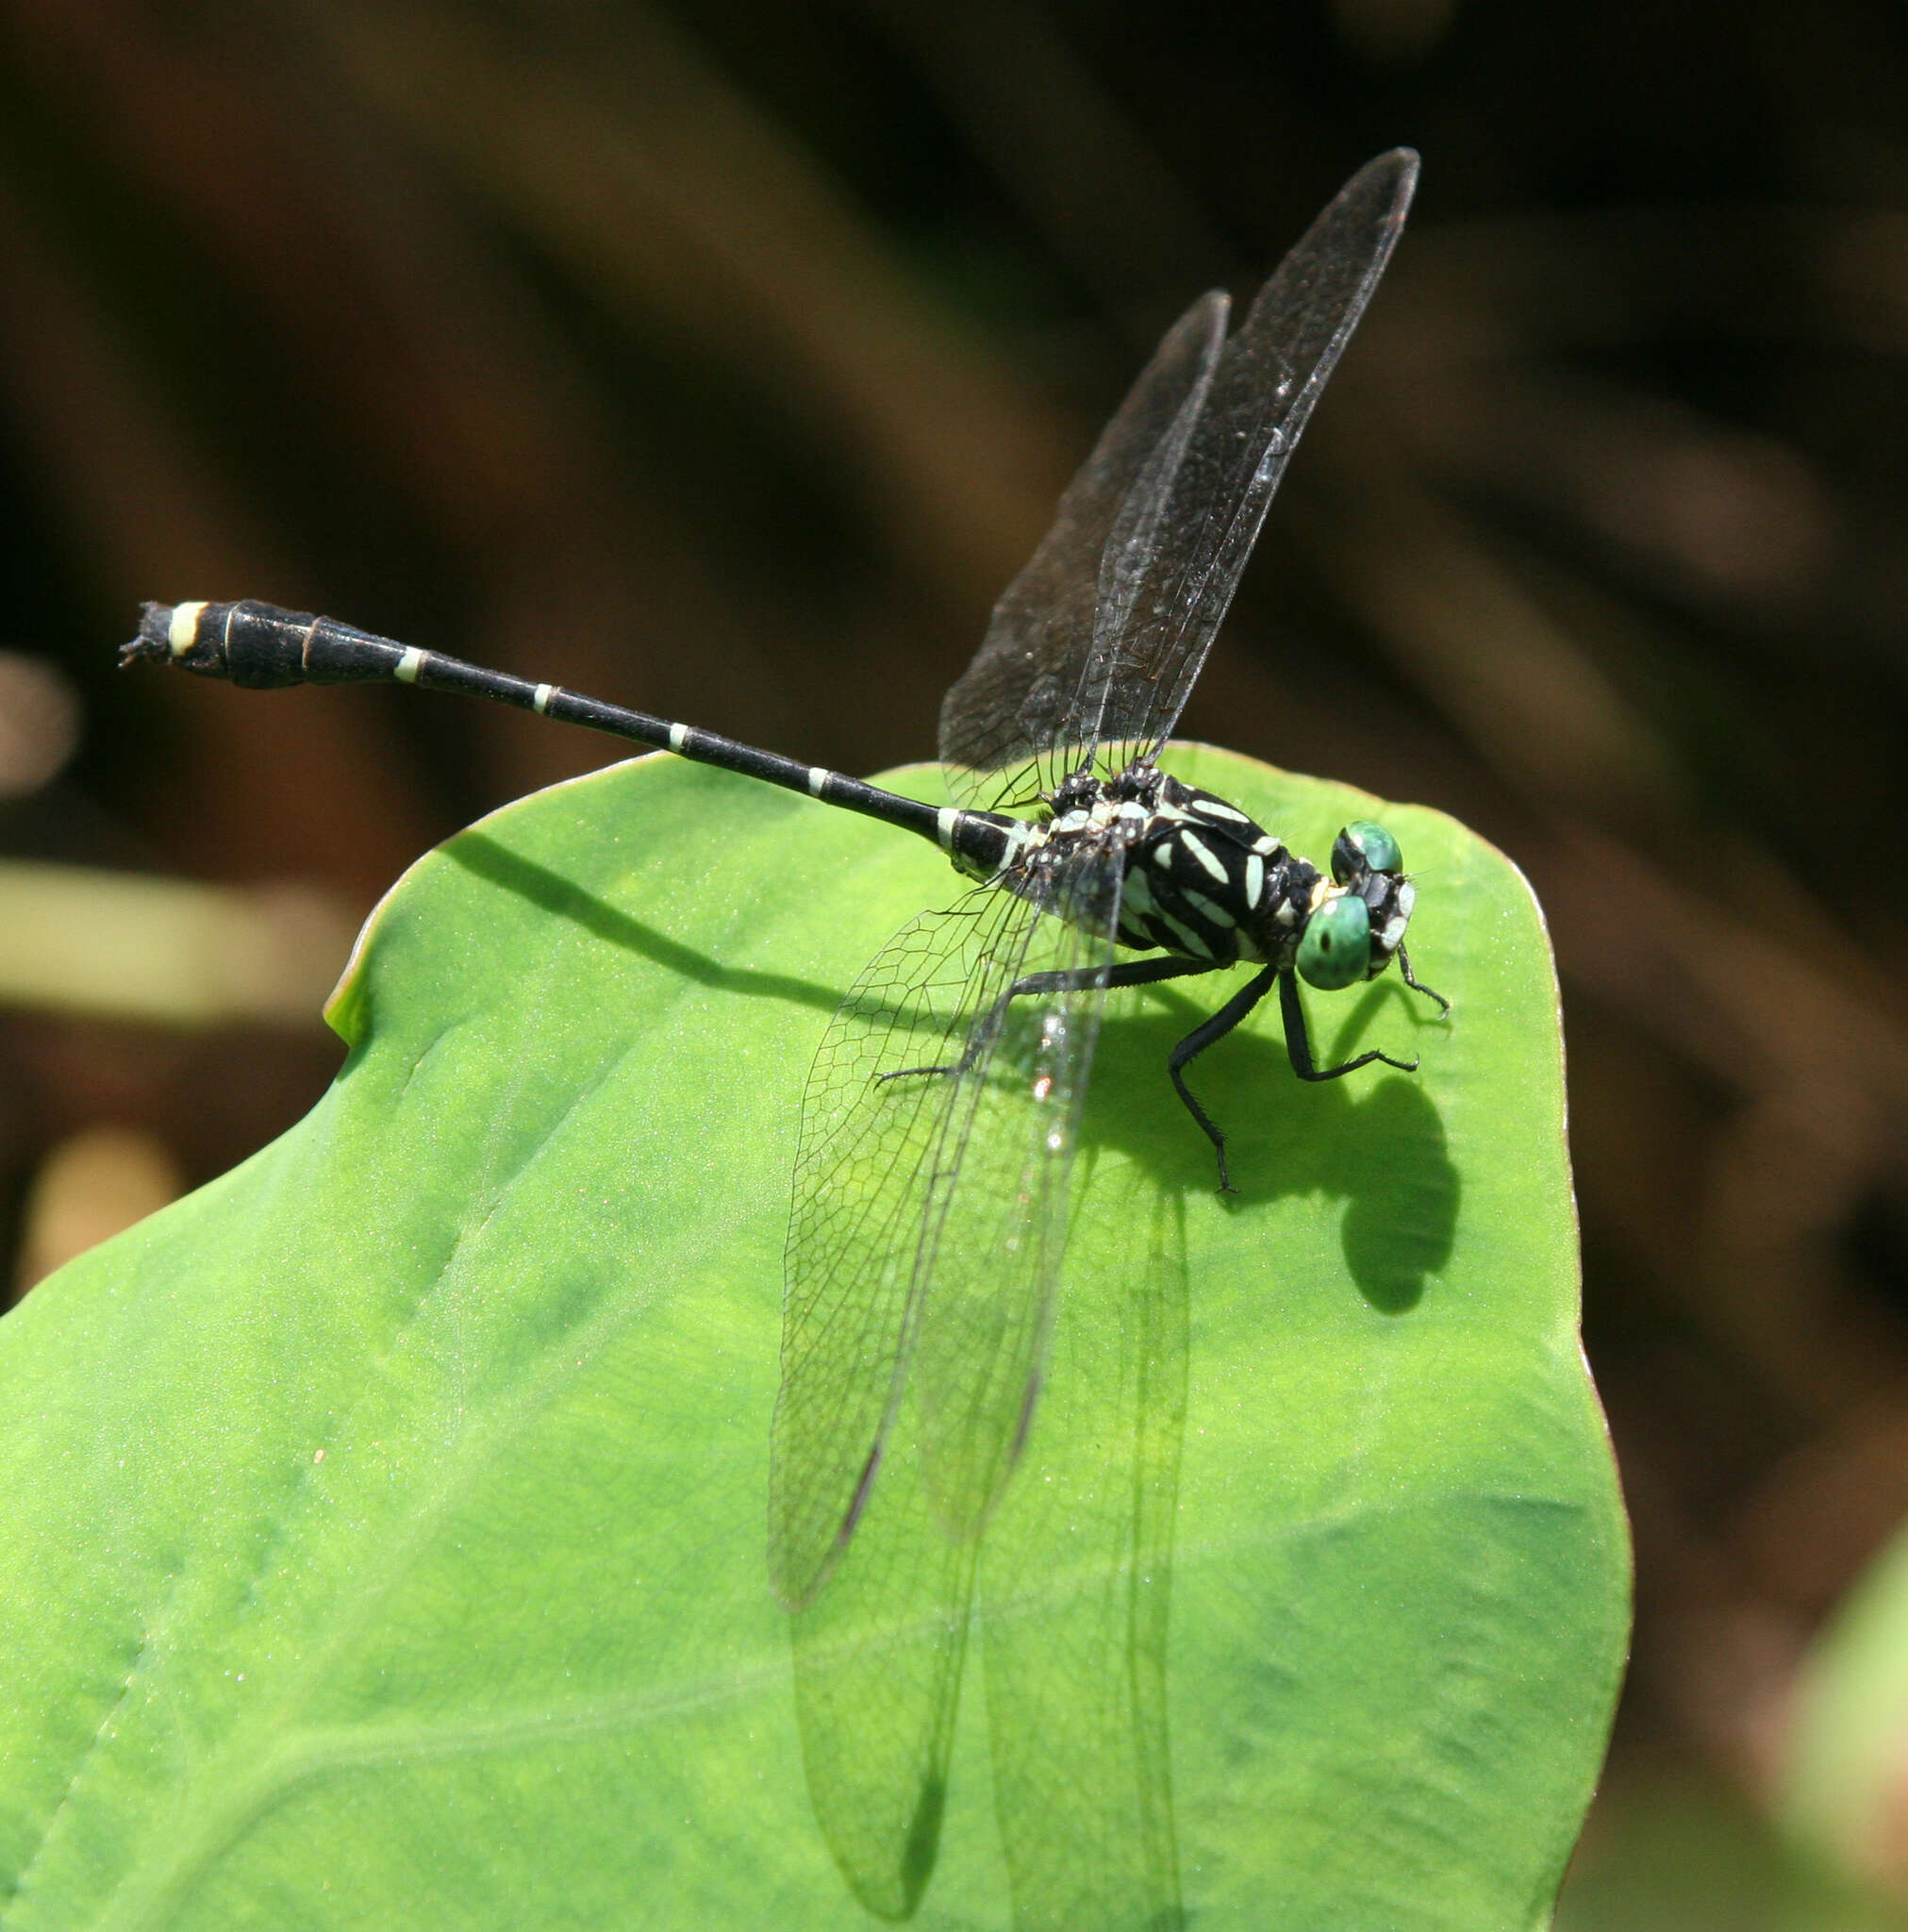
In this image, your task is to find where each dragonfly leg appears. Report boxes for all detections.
[1166,964,1281,1193]
[879,956,1218,1084]
[1278,968,1419,1085]
[1395,943,1451,1015]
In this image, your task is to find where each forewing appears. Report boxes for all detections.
[768,884,1048,1611]
[1076,148,1419,774]
[937,293,1227,810]
[911,835,1124,1541]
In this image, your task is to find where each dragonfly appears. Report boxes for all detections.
[121,148,1444,1614]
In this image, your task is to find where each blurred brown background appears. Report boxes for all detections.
[2,0,1906,1920]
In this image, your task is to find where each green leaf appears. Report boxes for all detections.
[0,743,1627,1929]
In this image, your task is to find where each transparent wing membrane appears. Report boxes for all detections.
[1089,150,1419,777]
[938,148,1419,808]
[770,893,1031,1609]
[790,1426,981,1920]
[769,843,1120,1609]
[937,294,1227,808]
[910,841,1122,1541]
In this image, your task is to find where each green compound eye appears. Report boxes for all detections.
[1297,893,1372,991]
[1333,819,1402,882]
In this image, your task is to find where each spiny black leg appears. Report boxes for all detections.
[881,956,1218,1083]
[1166,964,1281,1194]
[1396,944,1451,1015]
[1101,956,1223,993]
[1278,969,1419,1082]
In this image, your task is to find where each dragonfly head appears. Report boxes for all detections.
[1296,820,1415,991]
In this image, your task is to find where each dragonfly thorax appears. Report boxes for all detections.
[1100,772,1319,968]
[952,769,1420,988]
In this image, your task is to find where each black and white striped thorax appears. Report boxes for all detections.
[946,764,1414,974]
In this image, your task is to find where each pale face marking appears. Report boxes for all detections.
[394,646,425,684]
[1244,853,1265,906]
[1179,829,1229,885]
[1382,913,1408,950]
[168,601,207,656]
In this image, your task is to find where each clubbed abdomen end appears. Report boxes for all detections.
[120,600,406,689]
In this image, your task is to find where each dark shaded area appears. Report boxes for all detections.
[4,0,1908,1911]
[449,827,845,1016]
[1086,993,1456,1312]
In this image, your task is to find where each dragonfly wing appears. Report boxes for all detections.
[911,836,1124,1541]
[1084,148,1419,774]
[937,292,1227,810]
[769,885,1049,1611]
[790,1397,981,1918]
[980,1176,1190,1932]
[787,851,1154,1914]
